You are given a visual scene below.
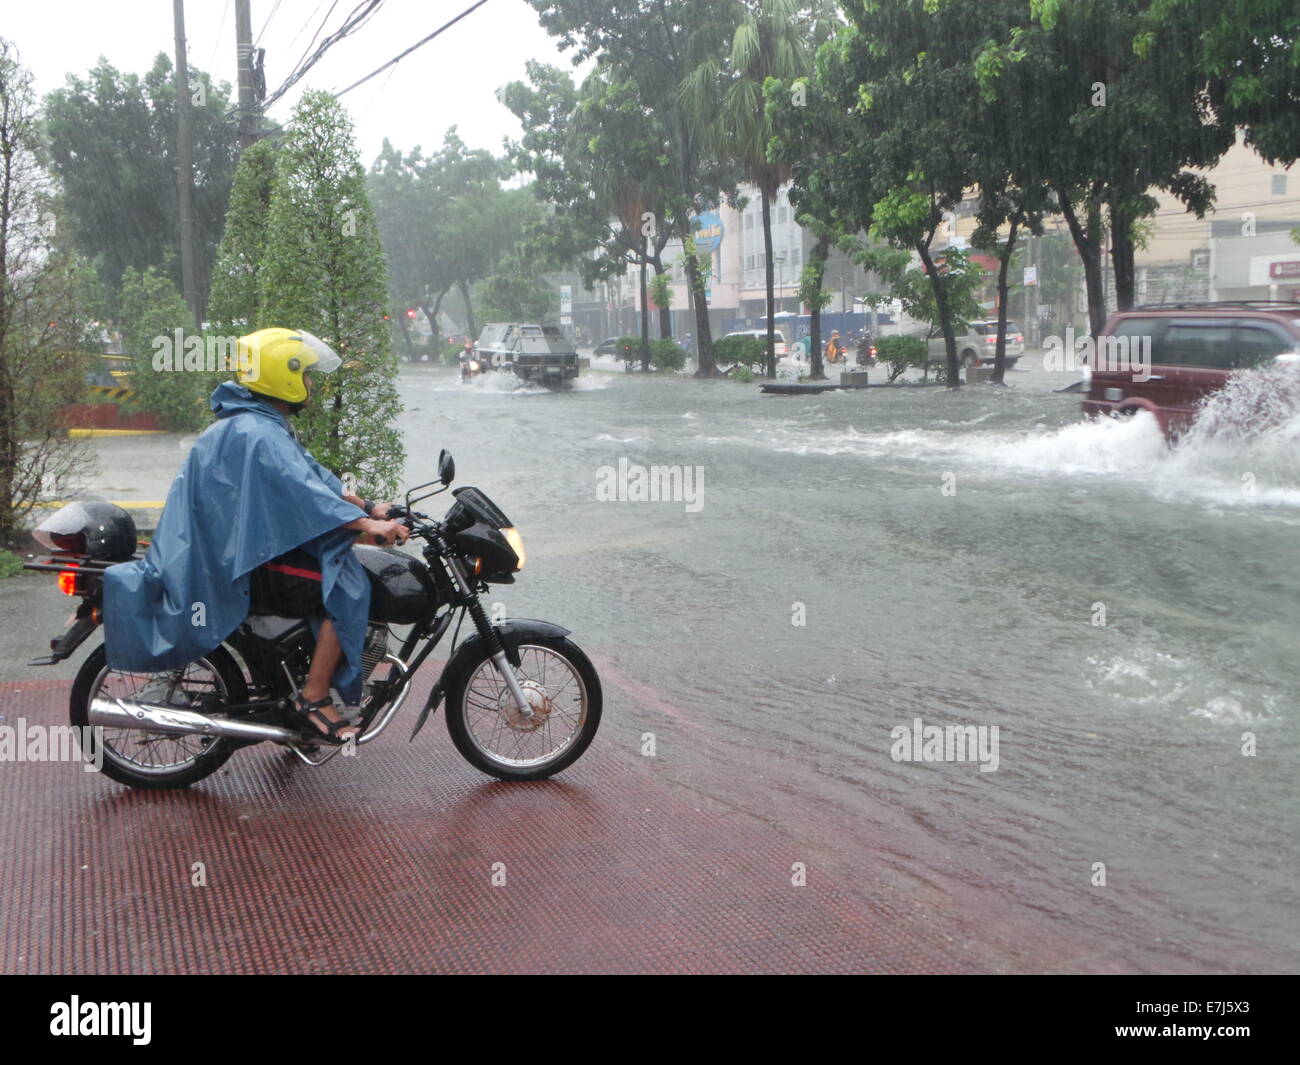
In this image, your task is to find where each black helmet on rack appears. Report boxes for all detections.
[33,501,138,562]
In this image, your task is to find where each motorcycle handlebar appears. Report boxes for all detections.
[385,504,435,536]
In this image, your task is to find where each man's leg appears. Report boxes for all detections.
[301,618,357,739]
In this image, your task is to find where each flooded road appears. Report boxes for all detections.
[16,358,1293,971]
[404,358,1299,972]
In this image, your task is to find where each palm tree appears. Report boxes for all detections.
[680,0,830,379]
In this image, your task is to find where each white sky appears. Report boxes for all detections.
[5,0,582,165]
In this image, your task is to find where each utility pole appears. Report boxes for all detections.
[172,0,201,327]
[235,0,257,148]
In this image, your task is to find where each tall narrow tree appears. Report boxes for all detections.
[680,0,828,378]
[258,91,404,496]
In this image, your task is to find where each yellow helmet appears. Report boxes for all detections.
[236,327,342,404]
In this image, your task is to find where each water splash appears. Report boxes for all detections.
[1165,369,1300,507]
[694,370,1300,510]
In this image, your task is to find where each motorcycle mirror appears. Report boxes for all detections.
[438,449,455,486]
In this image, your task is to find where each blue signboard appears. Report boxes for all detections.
[692,211,724,254]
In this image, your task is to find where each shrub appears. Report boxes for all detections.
[0,549,24,579]
[119,266,209,431]
[614,337,643,364]
[714,334,766,370]
[442,341,464,365]
[730,365,754,383]
[875,334,927,383]
[649,338,687,372]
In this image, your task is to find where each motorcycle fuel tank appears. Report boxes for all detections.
[353,546,440,624]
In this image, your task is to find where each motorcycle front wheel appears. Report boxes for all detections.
[444,637,602,781]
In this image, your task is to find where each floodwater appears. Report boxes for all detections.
[404,356,1299,972]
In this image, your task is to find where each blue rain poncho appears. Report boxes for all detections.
[103,382,371,703]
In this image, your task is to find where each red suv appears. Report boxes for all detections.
[1081,302,1300,436]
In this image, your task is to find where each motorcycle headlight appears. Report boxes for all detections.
[501,526,526,570]
[469,360,480,371]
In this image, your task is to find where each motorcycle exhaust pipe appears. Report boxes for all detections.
[88,696,300,744]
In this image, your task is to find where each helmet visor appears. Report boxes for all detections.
[295,330,342,374]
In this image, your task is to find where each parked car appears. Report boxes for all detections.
[723,329,789,357]
[919,319,1024,369]
[1081,301,1300,436]
[593,337,622,357]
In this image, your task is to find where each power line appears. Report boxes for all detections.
[255,0,283,46]
[334,0,492,99]
[206,0,232,77]
[260,0,384,110]
[294,0,340,75]
[282,0,329,58]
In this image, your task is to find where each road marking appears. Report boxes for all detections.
[67,428,163,437]
[32,501,166,508]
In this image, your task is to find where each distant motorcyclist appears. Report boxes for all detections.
[856,333,877,366]
[824,330,845,363]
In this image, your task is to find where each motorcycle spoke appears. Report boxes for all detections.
[91,660,228,772]
[460,644,588,768]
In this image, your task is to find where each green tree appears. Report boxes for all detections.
[0,41,99,546]
[369,138,445,356]
[680,0,832,378]
[258,91,404,497]
[766,69,858,383]
[500,62,678,368]
[1139,1,1297,164]
[207,138,275,333]
[475,248,556,322]
[528,0,743,376]
[119,266,208,431]
[795,234,833,380]
[43,55,238,317]
[1006,0,1234,327]
[370,130,521,345]
[774,13,976,385]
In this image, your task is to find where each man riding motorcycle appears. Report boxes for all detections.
[459,339,481,380]
[102,328,409,744]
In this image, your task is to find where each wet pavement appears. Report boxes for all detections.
[0,673,992,974]
[3,357,1297,973]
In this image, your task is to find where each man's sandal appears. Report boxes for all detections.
[294,693,359,746]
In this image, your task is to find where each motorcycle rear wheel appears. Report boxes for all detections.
[70,643,247,789]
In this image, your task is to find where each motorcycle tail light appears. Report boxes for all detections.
[58,567,79,596]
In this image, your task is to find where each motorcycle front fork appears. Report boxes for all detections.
[464,596,534,721]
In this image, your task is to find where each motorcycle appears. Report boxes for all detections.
[24,450,602,789]
[856,337,878,367]
[460,351,486,382]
